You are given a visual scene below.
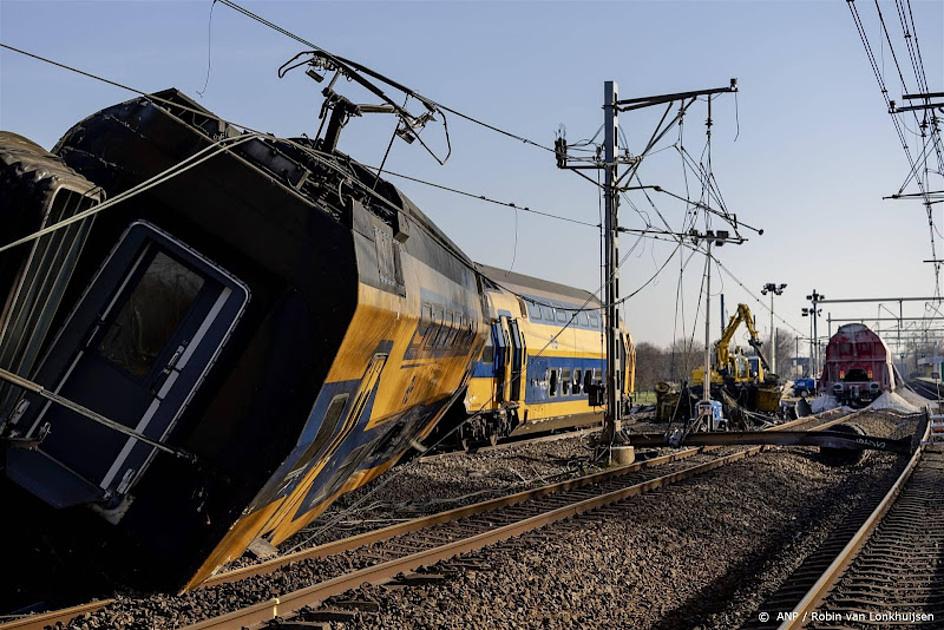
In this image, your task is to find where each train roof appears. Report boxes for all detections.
[474,263,601,307]
[72,89,475,270]
[828,323,892,354]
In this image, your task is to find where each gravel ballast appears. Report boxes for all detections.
[320,412,919,629]
[55,412,917,629]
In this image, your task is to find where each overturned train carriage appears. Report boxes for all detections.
[0,90,486,590]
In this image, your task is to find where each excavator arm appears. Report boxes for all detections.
[738,304,770,371]
[714,303,769,373]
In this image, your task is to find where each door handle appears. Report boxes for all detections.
[162,344,187,376]
[151,343,187,397]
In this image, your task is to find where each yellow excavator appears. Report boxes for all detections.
[689,303,782,413]
[691,303,763,384]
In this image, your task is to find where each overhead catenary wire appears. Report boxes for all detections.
[846,0,944,294]
[3,34,736,328]
[214,0,556,154]
[0,42,617,308]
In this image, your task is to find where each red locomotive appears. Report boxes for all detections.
[819,323,895,407]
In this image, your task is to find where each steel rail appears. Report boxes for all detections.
[186,411,859,629]
[0,600,115,630]
[186,446,770,630]
[777,418,932,630]
[203,411,849,588]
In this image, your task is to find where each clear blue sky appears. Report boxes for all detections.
[2,0,942,350]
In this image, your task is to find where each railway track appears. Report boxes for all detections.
[181,412,858,629]
[908,379,942,402]
[783,432,942,629]
[744,417,940,629]
[0,409,865,630]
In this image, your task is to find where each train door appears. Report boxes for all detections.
[7,222,248,508]
[491,321,507,403]
[507,318,526,402]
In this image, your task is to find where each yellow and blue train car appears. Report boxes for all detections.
[460,265,635,446]
[0,90,487,593]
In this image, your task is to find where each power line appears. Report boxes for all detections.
[709,254,806,338]
[215,0,555,154]
[360,166,598,228]
[0,42,599,248]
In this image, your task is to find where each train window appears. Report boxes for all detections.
[542,305,554,321]
[443,311,457,347]
[420,303,434,336]
[556,309,568,323]
[373,225,402,288]
[561,368,572,395]
[584,369,593,392]
[839,342,853,355]
[573,369,582,393]
[549,369,559,396]
[98,251,205,378]
[576,312,589,327]
[593,368,602,382]
[456,314,467,345]
[588,312,600,328]
[482,336,494,363]
[426,306,444,349]
[518,298,529,319]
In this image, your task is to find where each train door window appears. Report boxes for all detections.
[584,369,593,392]
[549,369,559,396]
[561,368,572,395]
[97,252,205,379]
[593,368,603,383]
[573,369,582,394]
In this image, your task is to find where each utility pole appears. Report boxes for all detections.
[704,241,712,417]
[602,80,621,447]
[555,78,739,455]
[761,282,786,374]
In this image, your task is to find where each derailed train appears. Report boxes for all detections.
[0,90,633,592]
